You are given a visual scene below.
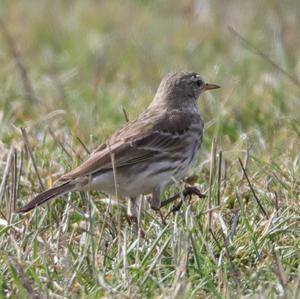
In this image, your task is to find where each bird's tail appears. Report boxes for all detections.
[16,181,76,213]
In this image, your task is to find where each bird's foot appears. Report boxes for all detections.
[127,198,145,237]
[161,186,205,217]
[156,209,167,226]
[182,186,206,199]
[127,215,145,238]
[149,186,204,224]
[147,199,167,226]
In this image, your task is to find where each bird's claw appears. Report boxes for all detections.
[163,186,205,217]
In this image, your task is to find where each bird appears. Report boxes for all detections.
[17,71,220,223]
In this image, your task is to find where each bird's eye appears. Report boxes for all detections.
[196,79,203,87]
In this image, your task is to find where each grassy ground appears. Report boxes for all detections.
[0,1,299,298]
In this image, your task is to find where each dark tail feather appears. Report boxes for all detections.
[17,181,75,213]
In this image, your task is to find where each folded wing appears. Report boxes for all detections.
[60,109,199,181]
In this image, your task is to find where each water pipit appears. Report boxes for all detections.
[17,72,220,224]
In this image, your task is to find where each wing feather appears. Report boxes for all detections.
[60,109,202,181]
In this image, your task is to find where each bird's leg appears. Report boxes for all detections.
[149,188,167,225]
[150,187,161,210]
[127,197,139,230]
[127,197,145,236]
[162,186,205,215]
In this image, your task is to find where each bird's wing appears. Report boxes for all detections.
[60,110,200,181]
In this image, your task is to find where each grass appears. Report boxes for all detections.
[0,0,299,298]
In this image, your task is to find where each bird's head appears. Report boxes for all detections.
[152,71,220,109]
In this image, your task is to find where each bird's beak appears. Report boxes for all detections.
[204,83,220,91]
